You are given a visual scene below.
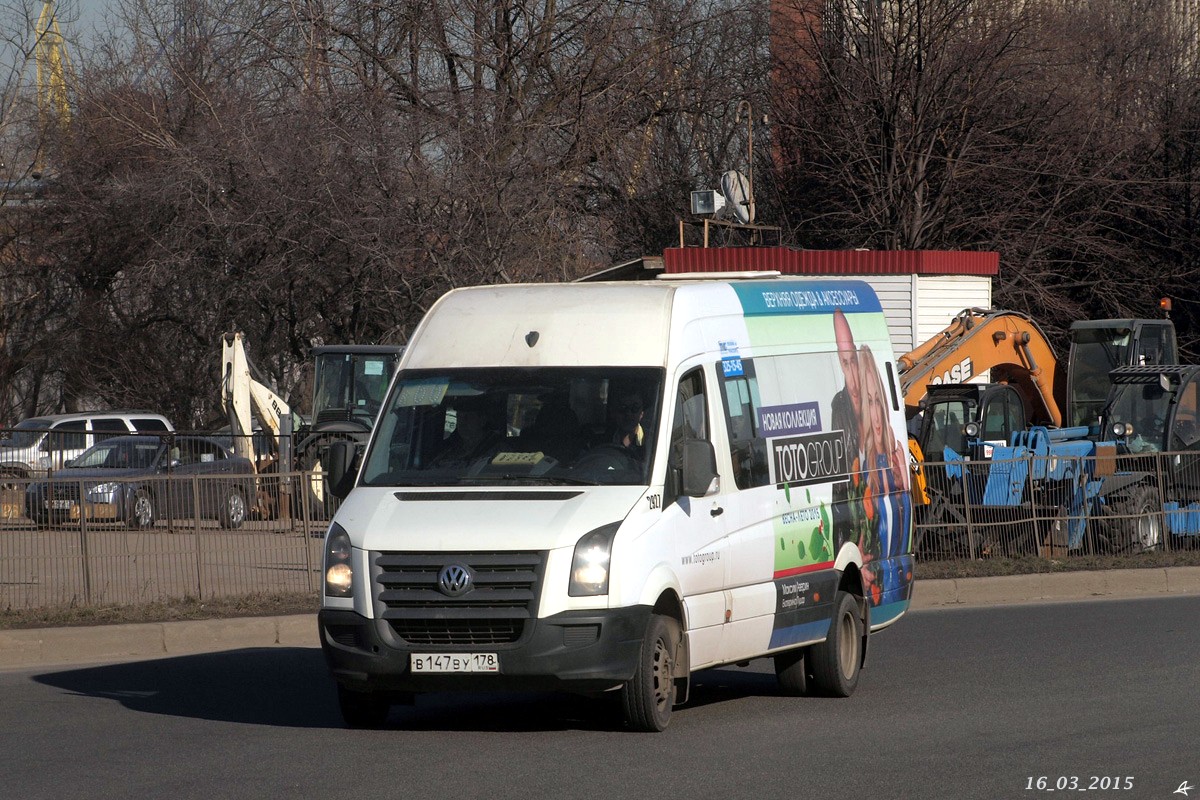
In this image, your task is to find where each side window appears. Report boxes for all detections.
[1136,326,1171,366]
[92,419,130,443]
[667,368,709,503]
[925,400,972,457]
[671,369,708,448]
[196,440,221,463]
[981,393,1013,442]
[132,418,170,433]
[174,440,198,466]
[719,366,771,490]
[1006,393,1026,439]
[43,421,86,452]
[178,439,220,464]
[1173,379,1200,450]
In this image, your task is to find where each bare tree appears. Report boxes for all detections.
[770,0,1058,248]
[30,0,1200,425]
[768,0,1199,352]
[19,0,771,423]
[0,0,86,422]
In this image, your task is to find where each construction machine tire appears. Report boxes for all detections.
[915,484,978,559]
[1113,485,1163,553]
[296,438,342,522]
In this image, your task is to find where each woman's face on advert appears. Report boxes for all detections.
[865,373,885,447]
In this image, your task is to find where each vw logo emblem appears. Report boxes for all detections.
[438,564,473,597]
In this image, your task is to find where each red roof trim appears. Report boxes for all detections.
[662,247,998,276]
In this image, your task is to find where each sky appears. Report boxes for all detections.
[67,0,119,43]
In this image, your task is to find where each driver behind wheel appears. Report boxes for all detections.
[430,399,501,467]
[608,389,646,460]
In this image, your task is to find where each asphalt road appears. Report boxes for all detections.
[4,595,1198,800]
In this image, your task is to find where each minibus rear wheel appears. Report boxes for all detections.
[807,591,862,697]
[621,614,680,732]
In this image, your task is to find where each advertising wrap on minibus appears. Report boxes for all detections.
[724,281,914,646]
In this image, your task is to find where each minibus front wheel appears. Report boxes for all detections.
[621,614,681,732]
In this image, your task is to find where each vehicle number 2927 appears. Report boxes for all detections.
[410,653,499,673]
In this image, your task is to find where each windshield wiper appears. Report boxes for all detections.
[536,475,602,486]
[455,474,604,486]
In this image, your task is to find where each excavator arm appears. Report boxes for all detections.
[220,332,292,470]
[897,308,1063,428]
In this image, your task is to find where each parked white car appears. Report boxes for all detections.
[0,411,174,480]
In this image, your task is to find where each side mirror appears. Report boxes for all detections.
[676,439,718,498]
[326,440,359,500]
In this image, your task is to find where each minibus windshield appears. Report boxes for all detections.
[360,367,664,487]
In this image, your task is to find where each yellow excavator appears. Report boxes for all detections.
[899,307,1177,506]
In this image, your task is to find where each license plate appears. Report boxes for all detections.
[411,653,499,673]
[46,500,73,511]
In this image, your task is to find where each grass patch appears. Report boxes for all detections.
[0,592,319,630]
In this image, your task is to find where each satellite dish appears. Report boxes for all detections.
[721,170,754,225]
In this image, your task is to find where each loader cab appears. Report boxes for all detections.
[1067,319,1177,429]
[1102,366,1200,456]
[311,345,404,430]
[1102,365,1200,510]
[918,382,1027,460]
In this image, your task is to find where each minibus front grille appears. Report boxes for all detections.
[373,551,545,646]
[388,619,524,646]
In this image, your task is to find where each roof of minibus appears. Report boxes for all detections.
[401,279,879,370]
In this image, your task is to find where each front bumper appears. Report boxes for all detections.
[26,492,122,522]
[319,605,653,694]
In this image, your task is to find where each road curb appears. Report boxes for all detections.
[910,565,1200,609]
[4,567,1200,670]
[0,615,320,670]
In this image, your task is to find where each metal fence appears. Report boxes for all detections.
[7,443,1200,612]
[0,471,332,611]
[915,449,1200,560]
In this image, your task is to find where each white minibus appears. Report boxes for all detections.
[319,276,914,730]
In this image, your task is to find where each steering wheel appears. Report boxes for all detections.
[573,443,638,472]
[352,402,381,427]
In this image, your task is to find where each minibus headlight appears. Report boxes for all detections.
[324,522,354,598]
[569,522,620,597]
